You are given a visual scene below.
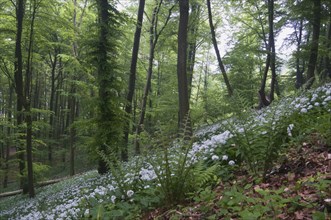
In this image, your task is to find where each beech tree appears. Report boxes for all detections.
[95,0,123,174]
[134,0,175,154]
[306,0,321,89]
[177,0,191,133]
[123,0,145,161]
[206,0,233,96]
[13,0,25,188]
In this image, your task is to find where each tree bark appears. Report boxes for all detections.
[268,0,277,102]
[134,3,158,155]
[306,0,321,89]
[68,88,76,176]
[295,18,304,89]
[322,15,331,79]
[123,0,145,161]
[3,85,14,188]
[187,2,200,98]
[97,0,109,174]
[23,0,39,198]
[177,0,191,135]
[48,48,59,163]
[134,0,175,153]
[14,0,26,189]
[258,0,276,108]
[206,0,233,96]
[96,0,117,174]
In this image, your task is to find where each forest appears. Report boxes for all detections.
[0,0,331,219]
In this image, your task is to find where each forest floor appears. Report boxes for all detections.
[145,136,331,219]
[1,84,331,220]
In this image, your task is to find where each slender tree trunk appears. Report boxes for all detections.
[134,0,174,152]
[134,2,158,155]
[48,50,58,163]
[258,0,276,108]
[23,0,39,198]
[123,0,145,161]
[322,16,331,79]
[295,19,304,89]
[68,0,80,176]
[268,0,277,102]
[206,0,233,96]
[306,0,321,89]
[14,0,26,188]
[68,88,76,176]
[3,85,13,188]
[177,0,191,134]
[187,3,200,98]
[25,101,34,197]
[203,56,209,123]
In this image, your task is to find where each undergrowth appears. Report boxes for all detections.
[0,84,330,220]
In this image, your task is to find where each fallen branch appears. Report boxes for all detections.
[0,177,67,198]
[0,189,22,198]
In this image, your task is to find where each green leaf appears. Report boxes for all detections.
[244,183,253,190]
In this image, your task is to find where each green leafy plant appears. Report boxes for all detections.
[144,116,220,207]
[225,101,291,180]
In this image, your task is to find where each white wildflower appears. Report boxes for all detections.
[238,127,245,133]
[300,108,307,113]
[211,155,219,161]
[111,195,116,203]
[324,96,331,102]
[228,160,235,166]
[127,190,134,198]
[222,155,228,161]
[287,124,294,137]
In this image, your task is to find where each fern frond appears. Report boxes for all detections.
[193,161,219,187]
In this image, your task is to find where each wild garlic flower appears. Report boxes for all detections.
[111,195,116,203]
[127,190,134,198]
[287,124,294,137]
[228,160,235,166]
[300,108,307,113]
[211,155,219,161]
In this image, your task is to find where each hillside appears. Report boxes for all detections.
[1,84,330,219]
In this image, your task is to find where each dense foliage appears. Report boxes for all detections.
[1,83,330,219]
[0,0,330,218]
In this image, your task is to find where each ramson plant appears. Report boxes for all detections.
[0,84,330,219]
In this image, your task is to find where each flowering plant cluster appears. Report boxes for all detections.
[0,84,330,219]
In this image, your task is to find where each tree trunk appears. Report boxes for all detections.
[306,0,321,89]
[206,0,233,96]
[3,85,14,188]
[187,3,200,99]
[322,16,331,79]
[123,0,145,161]
[14,0,26,188]
[68,89,76,176]
[177,0,191,135]
[134,0,174,152]
[25,101,35,197]
[258,0,276,108]
[268,0,277,102]
[134,2,159,155]
[96,0,123,174]
[48,49,58,163]
[295,18,304,89]
[24,0,38,197]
